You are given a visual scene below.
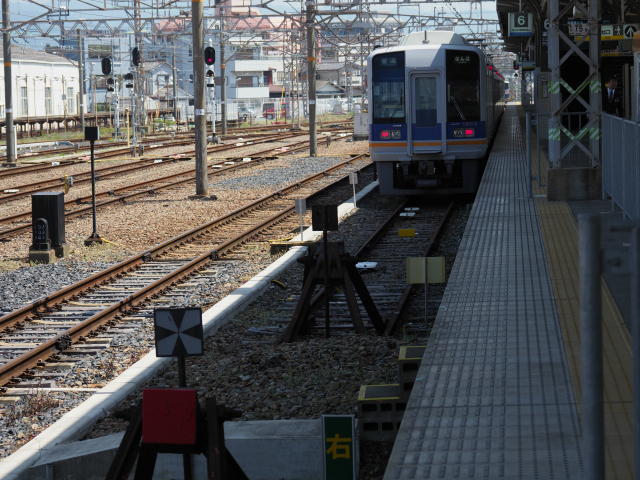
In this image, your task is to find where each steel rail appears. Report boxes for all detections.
[0,155,369,387]
[0,131,353,239]
[383,201,455,335]
[0,132,296,203]
[289,199,409,337]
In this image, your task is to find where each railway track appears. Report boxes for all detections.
[0,119,353,168]
[0,131,354,239]
[272,195,454,340]
[0,126,349,181]
[0,131,305,203]
[0,155,370,389]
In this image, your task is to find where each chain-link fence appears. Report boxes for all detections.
[176,97,359,124]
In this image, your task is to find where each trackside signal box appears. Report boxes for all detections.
[31,192,69,258]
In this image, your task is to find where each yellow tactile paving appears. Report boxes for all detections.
[526,110,634,479]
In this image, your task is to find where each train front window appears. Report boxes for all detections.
[372,52,405,124]
[446,50,480,122]
[415,77,437,127]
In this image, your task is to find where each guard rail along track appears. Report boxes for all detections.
[0,154,369,389]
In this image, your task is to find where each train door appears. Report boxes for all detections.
[409,72,446,155]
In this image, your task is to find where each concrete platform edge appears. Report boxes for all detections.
[0,179,379,480]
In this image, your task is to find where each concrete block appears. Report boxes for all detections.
[28,249,56,264]
[398,346,426,399]
[547,167,602,201]
[28,419,325,480]
[0,396,21,405]
[357,385,405,442]
[28,432,124,480]
[53,243,70,258]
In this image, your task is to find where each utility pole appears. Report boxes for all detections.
[172,41,178,121]
[220,7,227,135]
[192,0,208,197]
[77,29,85,132]
[307,1,317,156]
[2,0,15,166]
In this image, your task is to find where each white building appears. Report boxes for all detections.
[0,45,79,119]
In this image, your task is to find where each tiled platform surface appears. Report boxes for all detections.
[383,107,583,479]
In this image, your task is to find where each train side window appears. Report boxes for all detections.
[446,50,481,122]
[415,77,437,127]
[371,52,405,124]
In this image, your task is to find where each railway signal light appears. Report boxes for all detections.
[132,47,141,66]
[107,77,114,85]
[513,61,519,70]
[101,57,112,75]
[204,46,215,65]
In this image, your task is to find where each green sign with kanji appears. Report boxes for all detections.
[322,415,356,480]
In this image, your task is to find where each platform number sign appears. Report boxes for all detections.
[509,12,533,37]
[323,415,356,480]
[154,308,204,357]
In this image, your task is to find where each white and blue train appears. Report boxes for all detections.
[368,31,505,195]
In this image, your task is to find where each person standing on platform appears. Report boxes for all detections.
[603,75,623,117]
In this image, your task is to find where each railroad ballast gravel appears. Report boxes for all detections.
[0,260,114,315]
[0,155,367,268]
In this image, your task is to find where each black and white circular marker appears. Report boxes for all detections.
[154,308,204,357]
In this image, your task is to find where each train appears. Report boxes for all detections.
[367,31,505,195]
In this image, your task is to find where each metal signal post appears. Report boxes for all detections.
[2,0,14,167]
[192,0,208,196]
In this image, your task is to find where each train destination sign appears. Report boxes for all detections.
[508,12,533,37]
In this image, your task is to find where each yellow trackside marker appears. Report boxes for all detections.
[308,57,316,61]
[4,62,10,67]
[427,256,446,284]
[399,229,415,237]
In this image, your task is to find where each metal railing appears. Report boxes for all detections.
[602,113,640,219]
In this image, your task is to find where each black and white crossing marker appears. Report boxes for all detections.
[154,308,204,357]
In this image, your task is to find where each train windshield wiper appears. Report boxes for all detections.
[449,95,466,121]
[390,89,404,120]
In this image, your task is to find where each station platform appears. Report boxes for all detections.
[384,105,634,479]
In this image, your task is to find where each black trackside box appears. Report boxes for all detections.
[85,126,99,141]
[31,192,66,247]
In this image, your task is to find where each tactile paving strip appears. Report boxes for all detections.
[528,111,633,479]
[383,108,583,479]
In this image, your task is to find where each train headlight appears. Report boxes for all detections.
[380,130,401,139]
[453,129,464,137]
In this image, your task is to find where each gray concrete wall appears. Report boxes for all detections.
[28,420,327,480]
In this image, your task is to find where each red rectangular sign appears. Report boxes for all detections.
[142,389,198,445]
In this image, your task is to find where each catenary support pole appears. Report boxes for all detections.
[78,29,85,132]
[220,8,227,136]
[526,111,532,198]
[2,0,14,166]
[172,42,178,122]
[578,214,604,480]
[192,0,208,196]
[323,206,330,338]
[307,1,317,156]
